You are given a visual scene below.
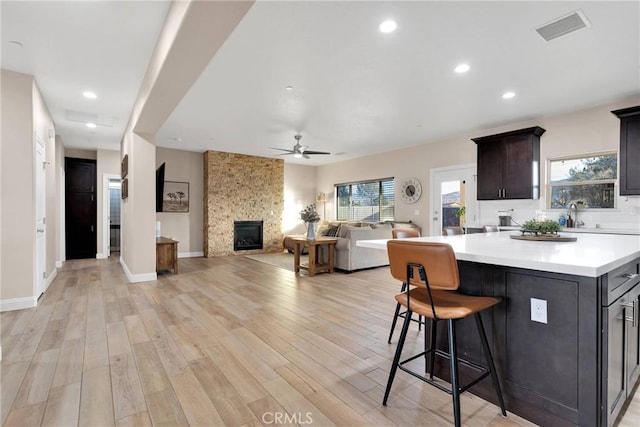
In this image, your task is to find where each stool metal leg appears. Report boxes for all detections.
[475,313,507,416]
[387,282,407,343]
[429,318,437,379]
[383,308,412,406]
[448,319,462,427]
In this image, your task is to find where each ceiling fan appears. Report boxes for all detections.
[270,134,330,159]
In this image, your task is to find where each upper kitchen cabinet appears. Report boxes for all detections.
[473,126,545,200]
[612,106,640,196]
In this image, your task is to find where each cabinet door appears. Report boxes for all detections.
[620,113,640,195]
[605,297,626,425]
[626,284,640,393]
[503,134,536,199]
[477,140,504,200]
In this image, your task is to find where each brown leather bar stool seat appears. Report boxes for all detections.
[443,226,464,235]
[482,225,500,232]
[388,228,423,343]
[383,240,507,427]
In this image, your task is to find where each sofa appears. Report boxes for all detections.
[283,220,421,272]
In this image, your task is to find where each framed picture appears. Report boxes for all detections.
[121,178,128,199]
[121,154,128,179]
[163,181,189,212]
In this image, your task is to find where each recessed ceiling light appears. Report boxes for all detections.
[454,63,470,74]
[285,86,293,91]
[86,122,97,128]
[83,91,97,99]
[502,91,516,99]
[379,20,397,33]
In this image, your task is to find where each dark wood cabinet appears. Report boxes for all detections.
[473,126,545,200]
[612,106,640,195]
[603,280,640,426]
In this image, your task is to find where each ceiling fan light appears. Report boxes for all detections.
[293,152,303,159]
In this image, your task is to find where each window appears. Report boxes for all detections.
[336,178,395,221]
[548,153,617,209]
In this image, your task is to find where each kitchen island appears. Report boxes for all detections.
[358,232,640,427]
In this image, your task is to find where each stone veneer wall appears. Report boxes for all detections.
[204,151,284,256]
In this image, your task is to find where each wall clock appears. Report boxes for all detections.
[401,178,422,204]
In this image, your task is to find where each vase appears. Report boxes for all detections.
[306,222,316,240]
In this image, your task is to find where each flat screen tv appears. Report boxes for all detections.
[156,163,165,212]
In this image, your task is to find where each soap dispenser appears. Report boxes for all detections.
[558,214,567,227]
[566,214,574,228]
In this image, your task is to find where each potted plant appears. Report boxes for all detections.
[521,218,561,236]
[455,206,466,231]
[300,203,320,240]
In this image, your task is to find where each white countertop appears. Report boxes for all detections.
[356,231,640,277]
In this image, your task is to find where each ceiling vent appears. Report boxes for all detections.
[535,10,590,41]
[65,109,116,127]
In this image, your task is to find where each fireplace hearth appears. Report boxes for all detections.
[233,220,263,251]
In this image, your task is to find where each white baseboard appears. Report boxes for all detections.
[44,268,57,293]
[119,257,157,283]
[178,251,204,258]
[96,253,108,259]
[1,296,37,312]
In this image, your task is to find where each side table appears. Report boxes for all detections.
[156,236,179,273]
[291,237,338,276]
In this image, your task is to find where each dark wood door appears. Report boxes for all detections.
[625,283,640,399]
[613,107,640,195]
[65,157,96,259]
[476,139,504,200]
[503,134,535,199]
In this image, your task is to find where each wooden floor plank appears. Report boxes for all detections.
[1,255,637,427]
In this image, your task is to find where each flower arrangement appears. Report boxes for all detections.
[300,203,320,223]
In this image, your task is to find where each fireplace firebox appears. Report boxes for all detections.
[233,220,263,251]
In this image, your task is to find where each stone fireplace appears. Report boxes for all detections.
[203,151,284,256]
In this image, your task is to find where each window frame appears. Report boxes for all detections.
[335,177,395,222]
[546,151,618,211]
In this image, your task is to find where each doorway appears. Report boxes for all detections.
[35,134,46,296]
[108,178,121,255]
[65,157,97,259]
[430,164,477,235]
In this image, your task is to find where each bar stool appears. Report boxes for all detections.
[383,240,506,427]
[443,226,464,235]
[483,225,500,232]
[388,228,423,343]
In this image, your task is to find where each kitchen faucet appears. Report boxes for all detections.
[567,203,583,228]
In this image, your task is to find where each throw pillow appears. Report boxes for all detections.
[325,226,339,237]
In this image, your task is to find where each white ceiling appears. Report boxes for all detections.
[3,1,639,166]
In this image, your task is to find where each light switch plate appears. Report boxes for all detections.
[531,298,548,324]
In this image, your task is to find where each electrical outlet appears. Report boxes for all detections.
[414,209,419,216]
[531,298,547,324]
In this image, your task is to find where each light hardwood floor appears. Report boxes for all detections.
[0,255,637,426]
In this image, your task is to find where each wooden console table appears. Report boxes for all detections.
[156,237,179,273]
[291,237,338,276]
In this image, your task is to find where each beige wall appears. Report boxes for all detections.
[1,70,35,303]
[64,148,97,159]
[55,136,65,266]
[317,97,640,234]
[283,163,317,234]
[1,70,57,309]
[156,147,203,256]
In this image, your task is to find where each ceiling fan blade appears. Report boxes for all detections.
[269,147,295,153]
[302,153,310,159]
[302,150,330,155]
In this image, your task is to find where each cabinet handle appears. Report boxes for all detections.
[621,301,637,327]
[620,273,639,280]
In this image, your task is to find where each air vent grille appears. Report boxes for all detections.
[536,10,590,41]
